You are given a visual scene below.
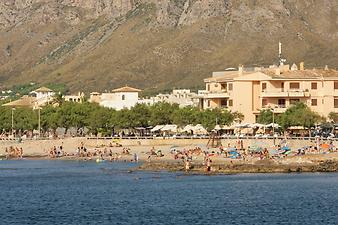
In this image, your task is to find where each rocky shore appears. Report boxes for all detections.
[137,159,338,174]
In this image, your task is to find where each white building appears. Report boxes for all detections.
[30,86,55,106]
[90,86,141,110]
[139,89,200,108]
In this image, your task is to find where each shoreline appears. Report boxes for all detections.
[2,155,338,174]
[1,137,338,174]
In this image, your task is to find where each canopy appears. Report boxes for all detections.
[151,125,164,132]
[161,125,177,133]
[249,123,266,129]
[181,124,208,135]
[193,124,208,135]
[234,123,250,128]
[266,123,280,128]
[288,126,305,130]
[214,125,222,130]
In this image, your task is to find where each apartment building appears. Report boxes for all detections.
[201,64,338,123]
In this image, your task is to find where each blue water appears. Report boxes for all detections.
[0,161,337,225]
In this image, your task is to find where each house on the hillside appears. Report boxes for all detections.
[90,86,141,110]
[64,92,85,103]
[30,87,55,106]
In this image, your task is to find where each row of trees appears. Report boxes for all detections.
[0,101,333,135]
[0,102,244,134]
[256,102,331,129]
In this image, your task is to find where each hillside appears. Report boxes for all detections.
[0,0,338,93]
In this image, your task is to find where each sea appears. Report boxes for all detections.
[0,160,337,225]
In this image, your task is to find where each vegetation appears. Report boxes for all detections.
[328,112,338,123]
[0,101,328,136]
[256,109,274,125]
[257,103,324,130]
[0,102,243,134]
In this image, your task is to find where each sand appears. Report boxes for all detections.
[1,137,338,173]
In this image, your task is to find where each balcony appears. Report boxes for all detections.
[203,90,230,99]
[261,89,310,98]
[262,105,287,113]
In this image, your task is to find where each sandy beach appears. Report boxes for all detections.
[1,137,338,173]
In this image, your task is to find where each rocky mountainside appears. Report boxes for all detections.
[0,0,338,93]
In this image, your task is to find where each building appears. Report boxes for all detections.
[201,64,338,123]
[139,89,200,107]
[30,87,55,106]
[64,92,85,103]
[3,87,55,109]
[89,86,141,110]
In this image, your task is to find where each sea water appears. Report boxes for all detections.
[0,160,337,225]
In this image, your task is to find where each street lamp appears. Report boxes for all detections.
[34,106,42,139]
[272,108,275,145]
[38,107,41,138]
[11,108,15,137]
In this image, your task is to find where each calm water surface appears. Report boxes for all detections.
[0,160,337,225]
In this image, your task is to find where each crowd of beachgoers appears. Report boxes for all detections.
[2,137,337,173]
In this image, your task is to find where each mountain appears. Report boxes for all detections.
[0,0,338,93]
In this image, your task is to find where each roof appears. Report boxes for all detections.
[204,69,338,82]
[111,86,141,93]
[2,96,36,108]
[204,71,243,82]
[264,69,338,80]
[33,86,54,93]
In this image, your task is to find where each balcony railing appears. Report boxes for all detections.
[203,89,230,99]
[261,89,310,98]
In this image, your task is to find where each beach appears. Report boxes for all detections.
[1,137,338,174]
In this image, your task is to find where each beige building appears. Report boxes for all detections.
[202,64,338,123]
[64,92,85,103]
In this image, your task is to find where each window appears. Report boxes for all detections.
[228,83,233,91]
[335,99,338,108]
[228,99,233,107]
[207,100,210,107]
[311,82,317,90]
[220,99,227,107]
[262,83,267,92]
[311,99,317,106]
[290,99,300,105]
[278,99,286,107]
[207,84,210,91]
[290,82,300,89]
[122,95,125,100]
[221,83,227,90]
[262,99,268,107]
[335,82,338,90]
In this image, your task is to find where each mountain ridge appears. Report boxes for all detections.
[0,0,338,92]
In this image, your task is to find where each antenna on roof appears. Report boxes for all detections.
[278,41,286,66]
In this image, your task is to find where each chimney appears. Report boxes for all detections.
[238,64,244,75]
[300,62,304,71]
[275,68,281,75]
[291,63,298,71]
[325,65,329,70]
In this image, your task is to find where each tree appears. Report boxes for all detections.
[171,106,201,126]
[256,109,273,124]
[328,112,338,123]
[149,102,179,125]
[278,102,322,129]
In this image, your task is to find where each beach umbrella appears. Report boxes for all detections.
[281,146,291,151]
[151,125,164,132]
